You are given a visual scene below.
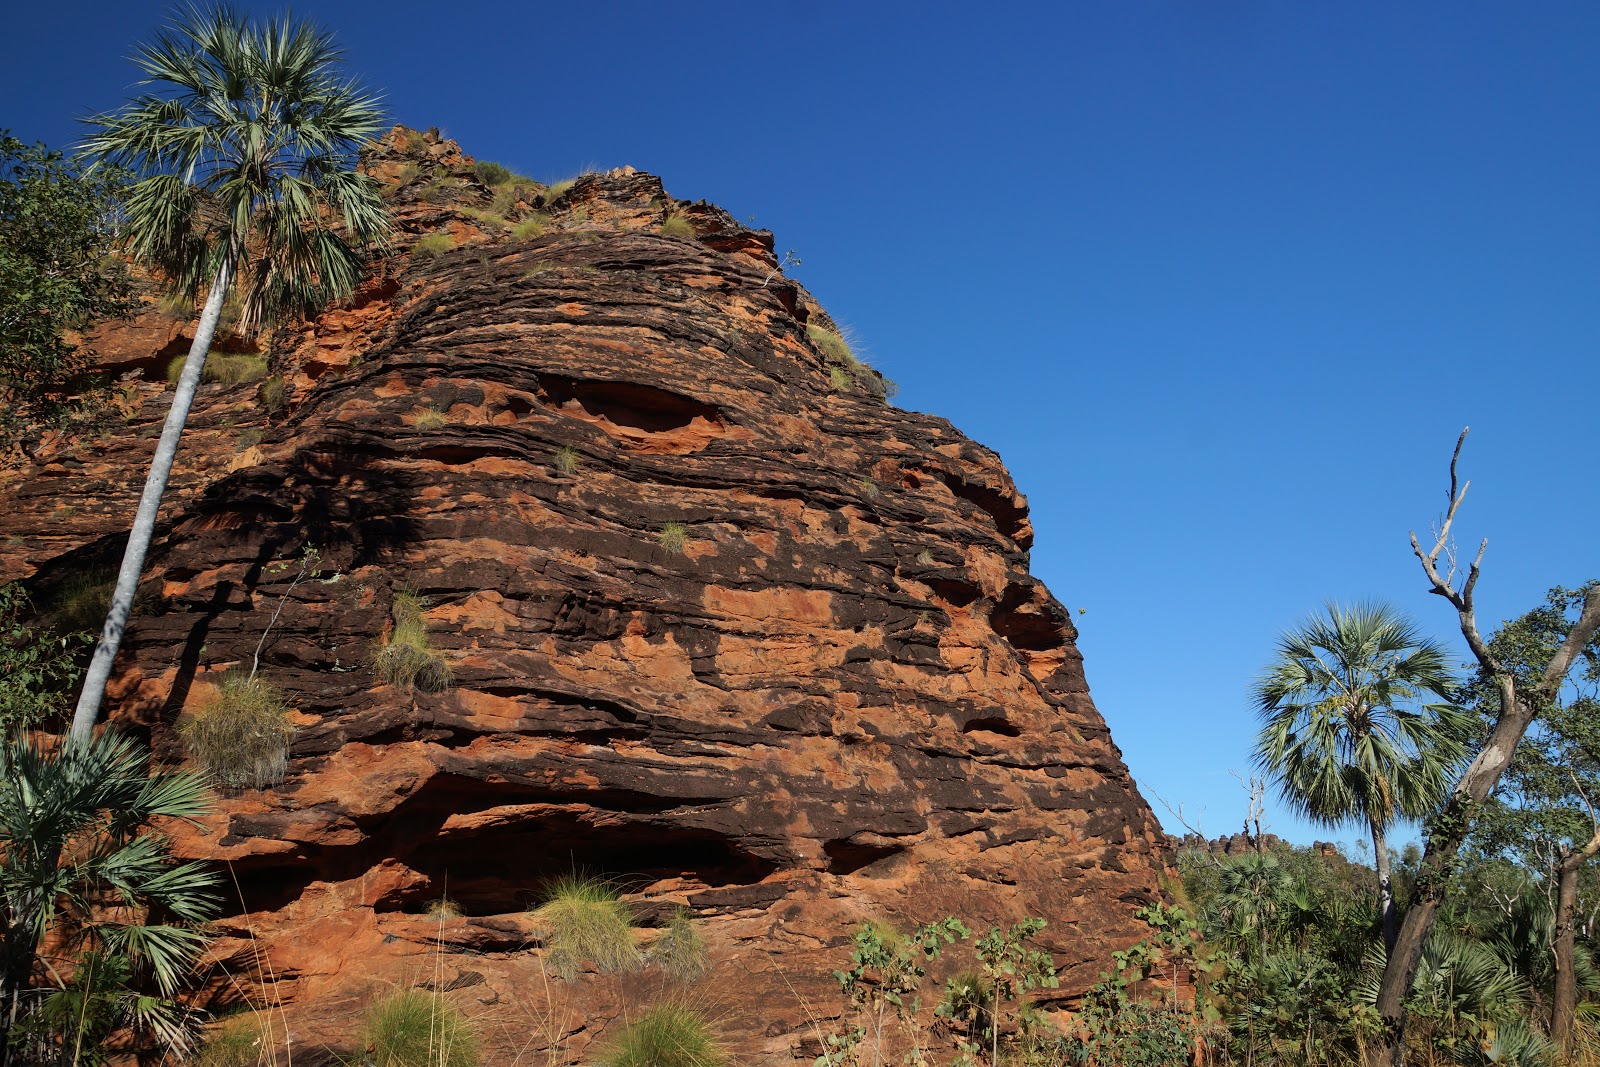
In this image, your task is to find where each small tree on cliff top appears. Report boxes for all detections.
[71,7,390,742]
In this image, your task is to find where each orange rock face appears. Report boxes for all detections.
[0,128,1172,1064]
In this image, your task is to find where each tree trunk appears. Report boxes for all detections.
[1551,849,1581,1051]
[68,257,235,743]
[1372,821,1396,956]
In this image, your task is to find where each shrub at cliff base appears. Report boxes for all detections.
[361,990,479,1067]
[600,1003,726,1067]
[531,874,642,978]
[178,675,294,789]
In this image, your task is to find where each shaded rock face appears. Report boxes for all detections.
[1,128,1172,1063]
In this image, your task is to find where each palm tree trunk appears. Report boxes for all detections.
[68,256,235,743]
[1372,821,1396,956]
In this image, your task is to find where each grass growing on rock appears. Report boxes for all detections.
[46,568,157,635]
[179,675,295,790]
[166,353,268,387]
[599,1003,726,1067]
[660,216,696,239]
[808,324,896,400]
[374,590,452,693]
[658,522,690,555]
[412,407,448,430]
[512,213,549,240]
[553,445,580,476]
[258,374,287,413]
[652,907,708,982]
[361,990,479,1067]
[532,874,642,978]
[195,1011,275,1067]
[410,232,457,260]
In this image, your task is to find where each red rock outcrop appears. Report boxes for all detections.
[0,128,1172,1064]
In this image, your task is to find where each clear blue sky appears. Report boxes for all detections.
[7,2,1597,848]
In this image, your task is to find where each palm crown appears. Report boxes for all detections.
[82,7,390,330]
[1254,601,1472,832]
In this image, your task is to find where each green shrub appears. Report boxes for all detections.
[658,522,690,555]
[360,990,479,1067]
[374,591,452,693]
[179,675,295,789]
[512,213,549,240]
[553,445,580,476]
[412,407,448,430]
[532,875,642,978]
[167,353,269,387]
[473,160,512,187]
[196,1011,274,1067]
[652,907,708,982]
[599,1003,725,1067]
[660,216,695,239]
[411,233,456,260]
[258,374,287,413]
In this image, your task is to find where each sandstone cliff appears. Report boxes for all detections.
[0,127,1173,1064]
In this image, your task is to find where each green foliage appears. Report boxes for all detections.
[167,352,269,386]
[473,160,513,187]
[82,10,391,334]
[411,232,457,260]
[553,444,580,476]
[0,133,136,449]
[531,874,642,978]
[652,907,709,982]
[0,583,84,732]
[808,325,895,401]
[258,374,287,413]
[178,674,295,789]
[658,522,690,555]
[660,216,696,239]
[195,1011,274,1067]
[600,1002,726,1067]
[413,406,448,430]
[512,213,549,240]
[0,731,220,1058]
[360,989,480,1067]
[820,915,968,1067]
[374,590,452,693]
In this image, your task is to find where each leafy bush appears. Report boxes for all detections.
[660,216,695,239]
[658,522,690,555]
[374,590,452,693]
[166,353,269,386]
[531,874,642,978]
[473,160,512,187]
[599,1003,725,1067]
[410,233,456,260]
[652,907,708,982]
[179,675,295,789]
[0,584,83,732]
[360,990,479,1067]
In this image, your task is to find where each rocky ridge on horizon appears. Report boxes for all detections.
[0,126,1174,1065]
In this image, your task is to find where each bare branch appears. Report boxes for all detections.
[1540,586,1600,696]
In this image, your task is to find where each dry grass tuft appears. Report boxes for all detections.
[374,590,452,693]
[179,675,295,790]
[532,874,642,978]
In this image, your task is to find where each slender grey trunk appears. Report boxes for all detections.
[68,257,235,744]
[1372,821,1396,956]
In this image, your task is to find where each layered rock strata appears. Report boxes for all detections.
[0,127,1172,1064]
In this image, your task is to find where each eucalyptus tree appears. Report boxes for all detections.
[1373,431,1600,1066]
[71,8,389,742]
[1253,601,1472,955]
[1462,583,1600,1051]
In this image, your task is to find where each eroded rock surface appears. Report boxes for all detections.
[0,127,1172,1065]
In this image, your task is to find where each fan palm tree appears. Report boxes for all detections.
[0,730,219,1062]
[1253,602,1472,955]
[70,8,390,742]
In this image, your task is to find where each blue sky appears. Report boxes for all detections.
[7,2,1597,848]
